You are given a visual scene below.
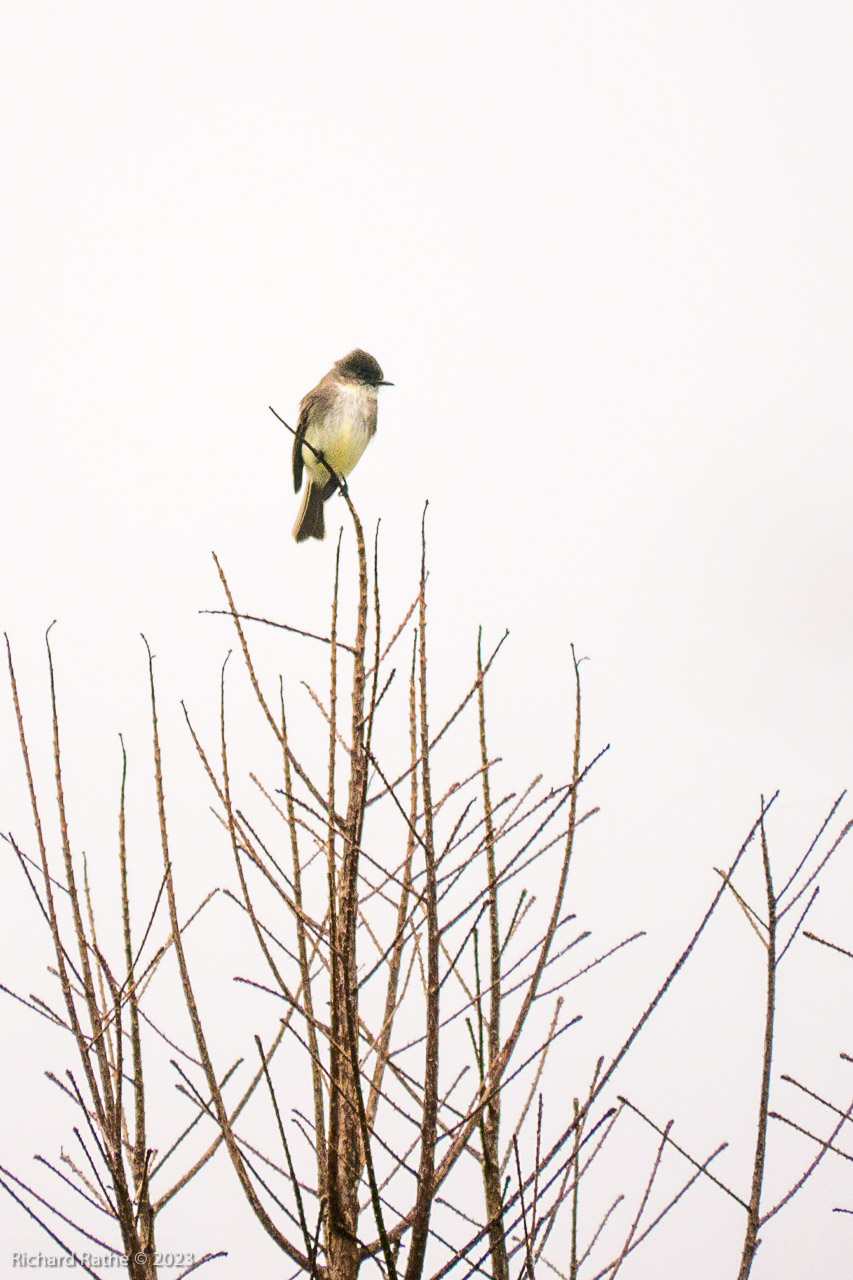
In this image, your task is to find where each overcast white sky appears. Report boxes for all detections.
[2,3,853,1276]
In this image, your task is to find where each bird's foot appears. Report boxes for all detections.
[315,449,347,496]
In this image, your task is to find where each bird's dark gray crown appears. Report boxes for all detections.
[334,349,385,385]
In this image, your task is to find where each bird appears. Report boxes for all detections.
[291,349,392,542]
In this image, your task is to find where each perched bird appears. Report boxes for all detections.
[291,349,392,542]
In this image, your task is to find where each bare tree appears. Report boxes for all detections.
[3,488,852,1279]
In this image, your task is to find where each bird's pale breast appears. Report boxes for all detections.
[303,382,377,482]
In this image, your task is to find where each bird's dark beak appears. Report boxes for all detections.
[378,379,394,386]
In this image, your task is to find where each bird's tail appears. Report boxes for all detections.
[292,481,326,542]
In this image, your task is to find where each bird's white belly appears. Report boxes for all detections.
[303,384,376,481]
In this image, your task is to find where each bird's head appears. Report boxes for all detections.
[335,349,393,387]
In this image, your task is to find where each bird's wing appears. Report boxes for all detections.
[292,390,317,493]
[366,393,379,438]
